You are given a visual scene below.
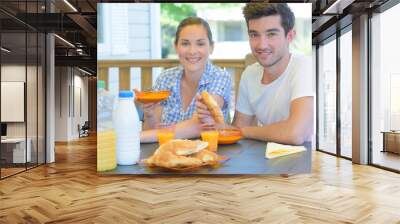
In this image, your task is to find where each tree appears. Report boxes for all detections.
[161,4,195,58]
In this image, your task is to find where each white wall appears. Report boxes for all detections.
[1,64,46,163]
[54,67,89,141]
[98,3,161,92]
[98,3,160,60]
[1,65,26,81]
[72,73,89,138]
[1,65,39,136]
[1,65,26,139]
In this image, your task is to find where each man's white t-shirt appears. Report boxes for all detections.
[236,54,314,125]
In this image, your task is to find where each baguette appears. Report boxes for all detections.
[201,91,224,124]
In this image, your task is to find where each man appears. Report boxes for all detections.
[197,3,314,145]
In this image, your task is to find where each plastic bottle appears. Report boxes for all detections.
[97,80,117,172]
[113,90,140,165]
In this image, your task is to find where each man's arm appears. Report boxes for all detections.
[240,96,314,145]
[232,111,257,127]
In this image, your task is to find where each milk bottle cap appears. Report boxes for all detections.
[119,91,133,98]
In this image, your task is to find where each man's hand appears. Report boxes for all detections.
[213,123,240,132]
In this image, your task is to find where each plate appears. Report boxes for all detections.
[140,151,229,172]
[136,90,170,103]
[218,129,242,145]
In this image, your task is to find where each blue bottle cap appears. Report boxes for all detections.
[119,91,133,98]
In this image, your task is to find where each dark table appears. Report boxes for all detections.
[100,139,312,175]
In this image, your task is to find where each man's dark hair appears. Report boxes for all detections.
[174,16,214,46]
[242,3,295,36]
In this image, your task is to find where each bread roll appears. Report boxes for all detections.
[195,149,219,163]
[201,91,224,124]
[141,139,208,168]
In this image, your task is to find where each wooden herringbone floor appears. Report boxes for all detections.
[1,135,400,224]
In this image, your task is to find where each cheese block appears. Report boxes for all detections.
[201,91,224,124]
[265,142,306,159]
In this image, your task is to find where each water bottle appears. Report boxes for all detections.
[97,80,117,171]
[113,90,140,165]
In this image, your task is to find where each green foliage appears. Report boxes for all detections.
[161,4,196,27]
[161,4,195,58]
[160,3,242,58]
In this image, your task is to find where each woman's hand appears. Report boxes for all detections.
[141,102,160,116]
[195,94,216,127]
[134,89,158,116]
[134,89,162,129]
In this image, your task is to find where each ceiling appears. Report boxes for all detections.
[311,0,391,44]
[0,0,97,75]
[0,0,396,75]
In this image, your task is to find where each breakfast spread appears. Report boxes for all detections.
[141,139,227,170]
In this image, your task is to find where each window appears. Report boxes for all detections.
[371,2,400,171]
[390,74,400,130]
[220,22,243,41]
[317,37,337,155]
[340,29,352,158]
[0,2,46,179]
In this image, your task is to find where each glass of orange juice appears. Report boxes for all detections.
[157,123,175,145]
[201,127,219,152]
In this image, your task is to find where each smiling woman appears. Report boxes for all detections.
[139,16,233,143]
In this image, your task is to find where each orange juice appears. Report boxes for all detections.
[201,130,219,152]
[97,130,116,171]
[157,131,174,145]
